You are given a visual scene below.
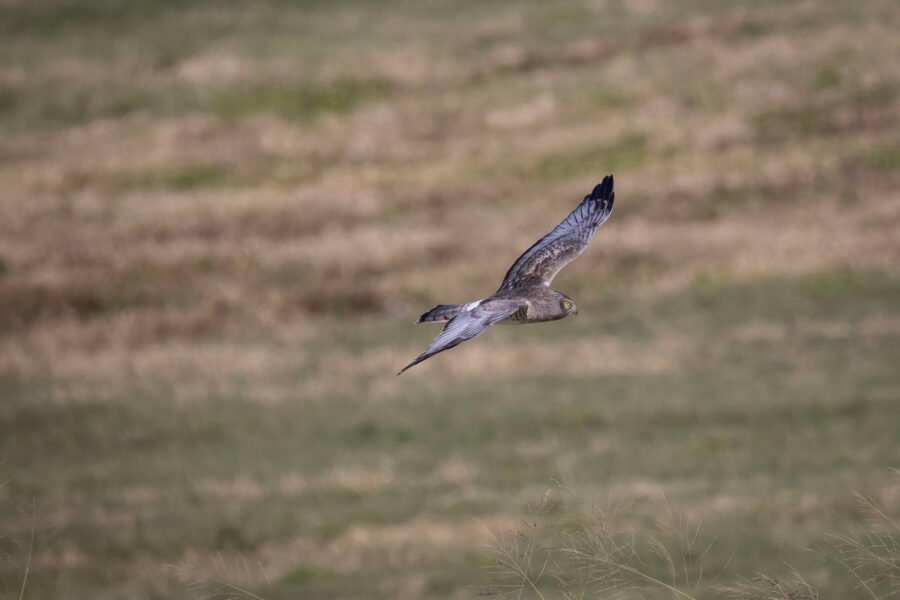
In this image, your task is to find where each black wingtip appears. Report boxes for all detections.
[396,355,423,376]
[589,174,614,201]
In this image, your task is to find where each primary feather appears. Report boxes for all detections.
[499,175,615,291]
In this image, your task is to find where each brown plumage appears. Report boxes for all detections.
[398,175,616,375]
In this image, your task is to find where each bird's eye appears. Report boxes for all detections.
[563,300,572,309]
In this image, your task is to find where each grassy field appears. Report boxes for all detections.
[1,1,900,598]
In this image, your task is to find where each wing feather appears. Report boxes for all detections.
[397,299,524,375]
[499,175,615,290]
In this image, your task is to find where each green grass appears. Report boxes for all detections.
[534,133,649,182]
[0,78,395,131]
[3,270,899,598]
[207,79,395,122]
[864,142,900,170]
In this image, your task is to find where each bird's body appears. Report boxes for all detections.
[398,175,616,374]
[417,282,570,326]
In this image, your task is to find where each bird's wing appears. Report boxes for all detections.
[498,175,615,291]
[397,299,524,375]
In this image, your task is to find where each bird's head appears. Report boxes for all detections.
[559,295,578,317]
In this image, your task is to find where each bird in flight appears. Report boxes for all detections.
[398,175,616,375]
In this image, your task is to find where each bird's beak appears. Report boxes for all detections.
[573,307,579,316]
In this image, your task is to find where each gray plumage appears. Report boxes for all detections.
[398,175,616,375]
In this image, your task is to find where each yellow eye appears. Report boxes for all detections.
[563,300,572,309]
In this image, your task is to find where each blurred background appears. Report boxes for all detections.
[1,1,899,598]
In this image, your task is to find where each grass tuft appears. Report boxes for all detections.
[484,488,711,599]
[719,572,819,600]
[487,477,900,600]
[828,487,900,599]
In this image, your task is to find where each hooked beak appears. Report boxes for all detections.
[572,307,579,316]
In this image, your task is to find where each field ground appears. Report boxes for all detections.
[1,1,899,598]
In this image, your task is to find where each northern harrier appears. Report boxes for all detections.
[398,175,616,375]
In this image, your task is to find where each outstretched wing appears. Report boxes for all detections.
[498,175,615,291]
[397,299,524,375]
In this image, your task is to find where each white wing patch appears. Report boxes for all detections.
[398,299,524,374]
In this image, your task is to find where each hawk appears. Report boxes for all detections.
[398,175,616,375]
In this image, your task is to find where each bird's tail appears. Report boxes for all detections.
[416,303,464,324]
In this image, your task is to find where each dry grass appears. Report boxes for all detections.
[487,479,900,600]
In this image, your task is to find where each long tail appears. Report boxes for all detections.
[416,303,464,324]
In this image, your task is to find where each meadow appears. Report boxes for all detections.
[1,1,899,598]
